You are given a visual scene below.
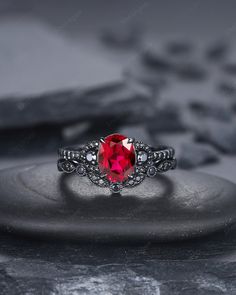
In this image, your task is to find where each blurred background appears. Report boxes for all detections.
[1,0,236,183]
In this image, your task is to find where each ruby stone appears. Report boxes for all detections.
[98,133,136,183]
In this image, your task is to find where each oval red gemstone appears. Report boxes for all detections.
[98,133,136,183]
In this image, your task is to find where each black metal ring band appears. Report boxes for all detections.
[58,145,175,162]
[57,138,177,193]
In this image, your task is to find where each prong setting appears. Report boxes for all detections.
[127,137,135,143]
[110,183,123,193]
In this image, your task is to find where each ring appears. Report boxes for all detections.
[57,133,177,193]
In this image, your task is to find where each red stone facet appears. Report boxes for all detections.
[98,134,135,183]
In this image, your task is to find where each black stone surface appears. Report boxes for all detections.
[0,224,236,295]
[0,163,236,242]
[0,226,236,294]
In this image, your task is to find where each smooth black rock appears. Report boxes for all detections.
[0,163,236,242]
[178,142,219,169]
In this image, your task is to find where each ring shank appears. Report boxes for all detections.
[58,145,175,162]
[58,146,84,160]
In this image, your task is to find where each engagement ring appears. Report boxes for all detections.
[58,133,177,193]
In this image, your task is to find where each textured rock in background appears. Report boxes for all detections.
[218,80,236,96]
[142,45,207,82]
[178,142,219,169]
[165,39,193,56]
[100,24,143,49]
[0,81,153,156]
[118,125,153,145]
[0,82,151,129]
[220,45,236,78]
[176,62,207,81]
[205,40,229,62]
[222,63,236,75]
[148,102,186,134]
[124,59,167,91]
[62,122,91,142]
[142,47,174,73]
[0,18,121,97]
[195,119,236,154]
[189,100,233,121]
[0,82,154,156]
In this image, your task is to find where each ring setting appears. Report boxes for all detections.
[58,133,177,193]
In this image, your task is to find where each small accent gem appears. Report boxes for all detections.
[137,151,148,163]
[110,183,122,193]
[147,166,157,177]
[61,161,75,173]
[86,152,96,162]
[76,165,86,176]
